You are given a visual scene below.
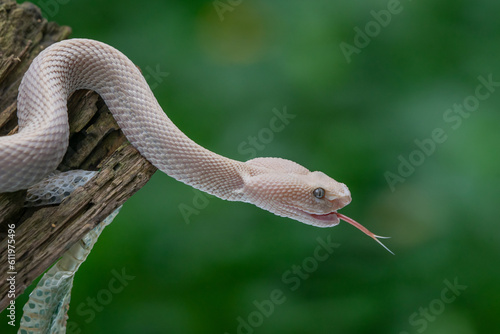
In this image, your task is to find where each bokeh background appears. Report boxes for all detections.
[2,0,499,333]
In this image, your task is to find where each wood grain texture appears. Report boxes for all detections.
[0,0,157,311]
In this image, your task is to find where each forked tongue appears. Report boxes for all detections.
[335,213,394,255]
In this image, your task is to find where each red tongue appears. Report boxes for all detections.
[335,213,394,255]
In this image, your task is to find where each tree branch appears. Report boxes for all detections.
[0,0,157,311]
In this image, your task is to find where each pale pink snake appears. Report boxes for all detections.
[0,39,391,252]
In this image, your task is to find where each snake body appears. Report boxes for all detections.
[0,39,390,249]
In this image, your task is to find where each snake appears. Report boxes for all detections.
[0,38,391,251]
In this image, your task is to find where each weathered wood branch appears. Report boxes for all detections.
[0,0,157,311]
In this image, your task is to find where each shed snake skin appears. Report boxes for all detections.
[0,39,391,252]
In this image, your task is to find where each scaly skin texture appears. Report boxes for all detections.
[0,39,391,250]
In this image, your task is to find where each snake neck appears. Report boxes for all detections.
[146,140,250,201]
[3,38,254,200]
[58,39,252,201]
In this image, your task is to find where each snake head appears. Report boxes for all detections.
[242,158,351,227]
[242,157,393,254]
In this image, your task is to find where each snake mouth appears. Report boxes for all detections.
[293,207,340,227]
[308,211,340,226]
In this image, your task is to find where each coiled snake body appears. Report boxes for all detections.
[1,38,391,246]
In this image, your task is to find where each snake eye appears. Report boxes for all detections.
[313,188,325,199]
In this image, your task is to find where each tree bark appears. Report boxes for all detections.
[0,0,157,311]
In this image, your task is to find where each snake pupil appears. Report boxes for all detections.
[313,188,325,199]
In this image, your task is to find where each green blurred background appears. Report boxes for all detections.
[2,0,499,333]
